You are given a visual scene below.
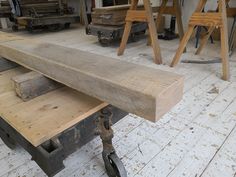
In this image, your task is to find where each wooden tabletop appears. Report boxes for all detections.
[0,67,107,147]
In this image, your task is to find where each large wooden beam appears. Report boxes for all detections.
[0,32,184,122]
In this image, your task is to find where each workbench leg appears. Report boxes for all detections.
[156,0,168,31]
[171,26,195,67]
[147,0,168,46]
[117,21,133,55]
[174,0,184,41]
[195,26,215,55]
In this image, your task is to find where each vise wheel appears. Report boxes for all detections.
[104,152,127,177]
[97,107,127,177]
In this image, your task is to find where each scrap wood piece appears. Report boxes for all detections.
[12,71,62,101]
[0,32,184,122]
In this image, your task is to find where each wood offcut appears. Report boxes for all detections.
[12,71,62,101]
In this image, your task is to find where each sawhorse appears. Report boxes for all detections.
[171,0,230,81]
[117,0,162,64]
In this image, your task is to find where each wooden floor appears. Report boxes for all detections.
[0,25,236,177]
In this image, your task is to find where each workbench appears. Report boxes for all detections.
[0,66,127,176]
[0,30,184,177]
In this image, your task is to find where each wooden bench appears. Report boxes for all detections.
[0,67,108,147]
[0,66,127,176]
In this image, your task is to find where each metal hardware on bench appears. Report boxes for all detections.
[98,107,127,177]
[0,106,127,177]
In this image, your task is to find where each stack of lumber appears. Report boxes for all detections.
[91,5,131,26]
[0,32,184,122]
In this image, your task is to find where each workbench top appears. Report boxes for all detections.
[0,67,107,147]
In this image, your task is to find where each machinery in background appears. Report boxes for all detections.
[0,0,79,32]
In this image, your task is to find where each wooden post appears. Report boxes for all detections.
[219,0,230,80]
[117,0,162,64]
[12,71,62,101]
[174,0,184,40]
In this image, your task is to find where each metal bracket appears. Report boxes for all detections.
[0,106,127,177]
[98,107,127,177]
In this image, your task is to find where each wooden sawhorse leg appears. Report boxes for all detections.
[195,0,232,55]
[195,26,215,55]
[170,0,230,81]
[151,0,185,51]
[117,0,162,64]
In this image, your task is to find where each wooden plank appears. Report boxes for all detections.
[0,32,184,122]
[0,68,108,147]
[12,71,62,101]
[0,57,18,72]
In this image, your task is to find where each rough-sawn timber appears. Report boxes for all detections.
[0,32,184,122]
